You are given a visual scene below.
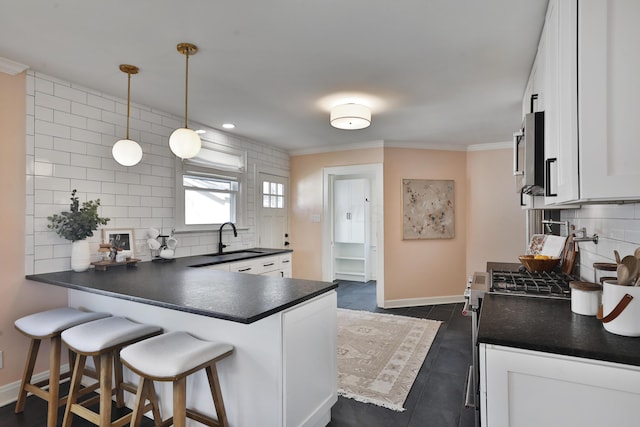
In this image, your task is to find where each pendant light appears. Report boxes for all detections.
[112,64,143,166]
[169,42,201,159]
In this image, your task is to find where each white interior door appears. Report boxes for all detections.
[258,172,289,249]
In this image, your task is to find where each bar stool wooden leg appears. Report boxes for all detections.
[129,377,161,427]
[15,338,40,414]
[48,336,62,427]
[63,354,87,427]
[99,352,113,427]
[206,364,229,427]
[174,377,187,427]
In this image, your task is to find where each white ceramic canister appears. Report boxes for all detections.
[600,280,640,337]
[569,281,602,316]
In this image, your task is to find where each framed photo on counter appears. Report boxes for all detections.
[102,228,135,256]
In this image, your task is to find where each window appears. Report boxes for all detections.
[262,180,284,209]
[176,139,246,231]
[184,175,238,225]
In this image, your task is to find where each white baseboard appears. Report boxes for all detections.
[0,364,69,408]
[383,294,465,309]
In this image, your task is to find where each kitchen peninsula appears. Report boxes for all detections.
[27,253,338,427]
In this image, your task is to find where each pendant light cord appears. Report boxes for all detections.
[184,51,190,129]
[126,71,131,140]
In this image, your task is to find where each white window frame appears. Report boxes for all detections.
[175,139,247,232]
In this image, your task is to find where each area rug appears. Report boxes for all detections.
[337,308,441,411]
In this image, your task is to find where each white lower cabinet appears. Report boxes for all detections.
[206,253,293,277]
[480,344,640,427]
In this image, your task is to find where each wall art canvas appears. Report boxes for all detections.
[402,179,454,240]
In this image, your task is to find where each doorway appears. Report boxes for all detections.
[322,164,384,308]
[258,171,289,249]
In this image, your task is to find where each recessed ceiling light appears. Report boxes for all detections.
[222,123,235,129]
[195,129,206,134]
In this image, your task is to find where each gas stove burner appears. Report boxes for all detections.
[490,269,574,299]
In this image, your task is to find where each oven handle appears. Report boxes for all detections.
[462,300,471,317]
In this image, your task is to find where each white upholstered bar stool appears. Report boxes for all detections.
[61,316,163,427]
[14,307,111,427]
[120,331,234,427]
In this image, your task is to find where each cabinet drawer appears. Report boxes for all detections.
[229,259,261,274]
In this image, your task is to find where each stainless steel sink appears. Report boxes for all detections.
[204,249,268,257]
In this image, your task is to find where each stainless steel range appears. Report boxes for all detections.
[490,269,574,299]
[463,267,576,426]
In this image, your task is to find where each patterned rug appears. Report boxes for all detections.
[337,308,442,411]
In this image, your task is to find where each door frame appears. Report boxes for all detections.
[322,163,384,308]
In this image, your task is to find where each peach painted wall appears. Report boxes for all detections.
[289,148,383,280]
[383,148,467,300]
[0,71,67,388]
[466,148,526,275]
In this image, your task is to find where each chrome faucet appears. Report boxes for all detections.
[218,222,238,254]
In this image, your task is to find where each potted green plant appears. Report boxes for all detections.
[48,189,110,271]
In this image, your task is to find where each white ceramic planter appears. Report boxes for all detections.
[71,239,90,272]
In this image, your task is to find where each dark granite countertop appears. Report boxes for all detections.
[478,293,640,366]
[26,250,336,325]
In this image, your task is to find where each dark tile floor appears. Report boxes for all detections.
[0,280,476,427]
[330,280,477,427]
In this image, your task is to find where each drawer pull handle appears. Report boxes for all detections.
[238,268,252,272]
[282,260,290,263]
[263,263,275,267]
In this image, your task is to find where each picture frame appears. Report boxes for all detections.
[102,228,135,256]
[402,179,454,240]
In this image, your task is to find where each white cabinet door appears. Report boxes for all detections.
[333,179,367,243]
[480,344,640,427]
[579,0,640,201]
[282,291,337,427]
[543,0,580,205]
[279,253,292,278]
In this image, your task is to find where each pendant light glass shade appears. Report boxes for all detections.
[170,43,201,159]
[169,128,202,159]
[330,103,371,130]
[112,138,143,166]
[113,64,143,166]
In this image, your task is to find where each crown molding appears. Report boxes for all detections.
[466,141,512,151]
[289,140,384,156]
[0,57,29,75]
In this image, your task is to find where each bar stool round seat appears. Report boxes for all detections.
[61,316,163,427]
[121,331,234,427]
[14,307,111,427]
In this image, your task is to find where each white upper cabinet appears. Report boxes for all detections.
[543,0,580,205]
[578,0,640,201]
[531,0,640,204]
[333,179,367,243]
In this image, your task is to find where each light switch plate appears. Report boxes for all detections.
[310,214,321,223]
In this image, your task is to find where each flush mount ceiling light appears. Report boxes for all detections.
[112,64,143,166]
[330,103,371,130]
[169,42,201,160]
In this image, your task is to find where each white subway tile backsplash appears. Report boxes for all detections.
[35,105,54,122]
[27,72,289,274]
[54,84,87,103]
[35,77,54,95]
[53,164,87,180]
[34,176,70,191]
[87,93,115,112]
[87,118,115,135]
[72,102,102,120]
[35,120,70,139]
[70,127,102,145]
[54,137,87,154]
[36,92,71,112]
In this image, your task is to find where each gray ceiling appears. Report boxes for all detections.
[0,0,548,153]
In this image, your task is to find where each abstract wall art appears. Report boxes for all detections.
[402,179,454,240]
